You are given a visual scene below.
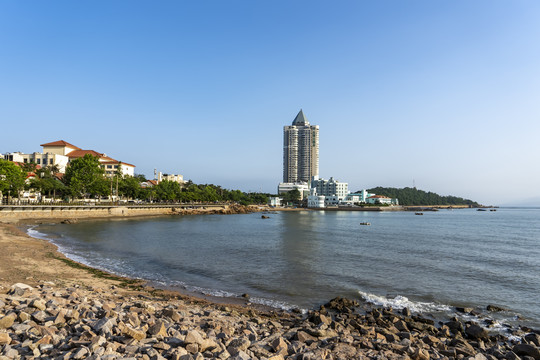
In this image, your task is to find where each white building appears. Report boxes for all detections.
[40,140,136,176]
[307,188,325,208]
[268,197,283,207]
[344,190,376,204]
[157,172,184,184]
[4,151,70,173]
[310,176,349,200]
[278,182,310,200]
[367,195,399,205]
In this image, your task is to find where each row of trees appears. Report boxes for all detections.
[365,187,479,206]
[0,155,270,205]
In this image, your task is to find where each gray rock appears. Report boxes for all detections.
[73,347,89,359]
[227,337,251,355]
[8,283,33,296]
[162,309,181,322]
[3,347,19,359]
[446,320,464,334]
[487,305,506,312]
[185,330,205,345]
[402,307,411,317]
[505,351,521,360]
[230,350,251,360]
[525,333,540,347]
[512,344,540,360]
[30,299,46,311]
[31,310,47,323]
[466,324,489,340]
[93,317,117,334]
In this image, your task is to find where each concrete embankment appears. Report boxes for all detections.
[0,204,259,222]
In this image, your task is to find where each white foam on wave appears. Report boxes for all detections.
[250,297,306,313]
[26,226,49,240]
[358,290,452,313]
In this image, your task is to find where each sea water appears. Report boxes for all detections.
[30,208,540,330]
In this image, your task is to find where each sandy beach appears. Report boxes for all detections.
[1,215,539,359]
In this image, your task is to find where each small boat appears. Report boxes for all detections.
[360,222,371,226]
[477,209,487,212]
[415,212,423,215]
[490,209,497,212]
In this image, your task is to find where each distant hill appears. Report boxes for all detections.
[364,187,480,206]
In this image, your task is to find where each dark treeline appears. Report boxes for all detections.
[364,187,480,206]
[141,181,270,205]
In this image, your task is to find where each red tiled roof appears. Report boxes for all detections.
[40,140,81,150]
[367,195,391,199]
[42,143,136,169]
[67,150,105,159]
[12,162,42,170]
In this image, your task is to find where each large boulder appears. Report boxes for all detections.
[185,329,205,345]
[512,344,540,360]
[466,324,489,340]
[0,313,17,329]
[8,283,33,296]
[525,333,540,347]
[0,332,11,345]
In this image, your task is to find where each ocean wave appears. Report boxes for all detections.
[358,290,452,313]
[26,226,50,240]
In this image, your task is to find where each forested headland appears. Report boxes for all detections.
[365,187,480,206]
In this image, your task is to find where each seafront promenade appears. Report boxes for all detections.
[0,204,250,222]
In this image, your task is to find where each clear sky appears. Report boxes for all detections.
[1,1,539,205]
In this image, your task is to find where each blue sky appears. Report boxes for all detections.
[1,1,539,205]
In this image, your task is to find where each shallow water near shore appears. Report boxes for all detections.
[31,207,540,330]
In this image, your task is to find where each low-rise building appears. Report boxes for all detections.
[141,180,158,188]
[41,140,135,176]
[344,190,376,204]
[278,182,310,200]
[367,195,399,205]
[4,151,70,173]
[4,140,136,176]
[268,197,283,207]
[157,172,184,184]
[307,188,325,208]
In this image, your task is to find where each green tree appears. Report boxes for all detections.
[0,159,26,202]
[282,189,301,205]
[29,165,66,201]
[155,180,182,201]
[365,186,479,206]
[63,154,106,199]
[119,175,142,200]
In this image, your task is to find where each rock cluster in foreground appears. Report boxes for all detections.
[1,283,540,360]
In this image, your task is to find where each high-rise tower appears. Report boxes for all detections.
[283,110,319,183]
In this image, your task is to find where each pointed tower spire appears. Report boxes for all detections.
[292,109,309,126]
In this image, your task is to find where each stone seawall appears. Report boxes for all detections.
[0,205,229,221]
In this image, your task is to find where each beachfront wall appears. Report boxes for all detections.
[0,205,228,220]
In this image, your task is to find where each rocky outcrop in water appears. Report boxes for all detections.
[170,204,259,216]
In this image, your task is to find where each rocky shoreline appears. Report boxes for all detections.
[1,215,540,359]
[1,282,540,360]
